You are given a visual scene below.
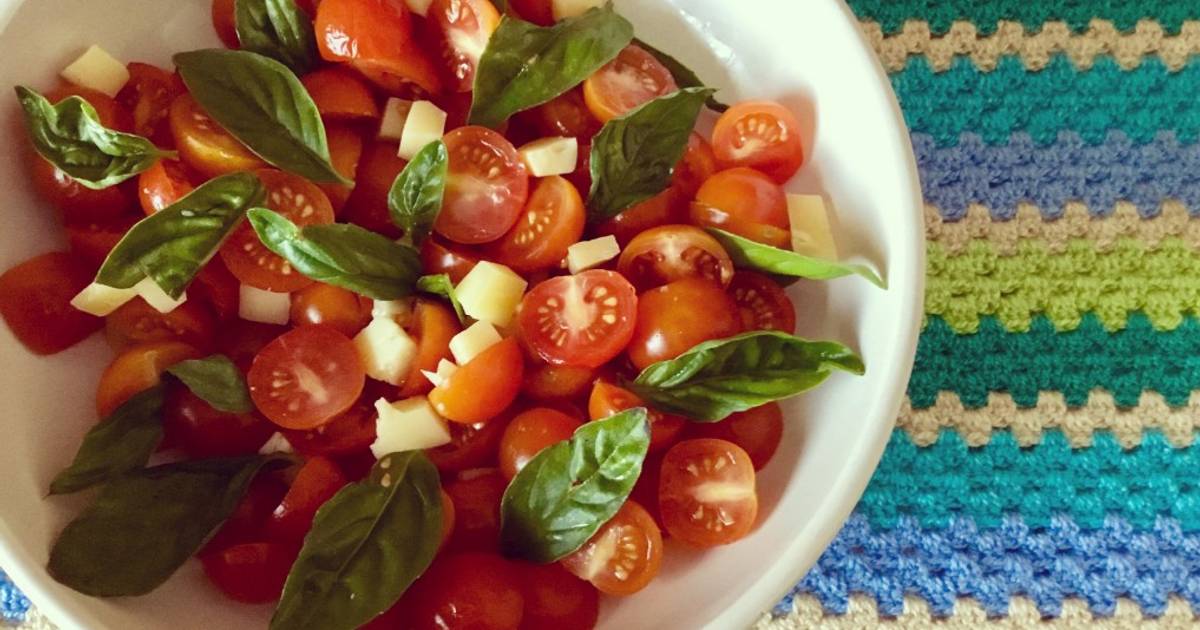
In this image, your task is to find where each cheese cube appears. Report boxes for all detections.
[134,277,187,314]
[371,397,452,458]
[372,297,415,321]
[354,317,419,386]
[552,0,604,21]
[787,194,838,260]
[519,137,578,177]
[449,321,501,365]
[455,261,527,327]
[404,0,434,17]
[258,432,294,455]
[421,359,459,388]
[398,101,448,160]
[70,282,138,316]
[566,235,620,274]
[60,45,130,98]
[239,284,290,324]
[378,98,413,141]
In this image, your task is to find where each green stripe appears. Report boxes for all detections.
[847,0,1194,35]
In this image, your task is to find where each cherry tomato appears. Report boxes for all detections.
[0,252,102,355]
[694,167,788,234]
[399,553,524,629]
[560,499,663,595]
[419,236,480,284]
[96,341,201,417]
[266,455,349,542]
[137,159,196,215]
[429,337,524,424]
[592,188,686,248]
[203,475,288,552]
[439,487,457,548]
[627,277,742,370]
[522,362,596,401]
[444,469,507,553]
[564,140,591,198]
[523,88,600,139]
[210,0,240,48]
[617,224,734,291]
[712,100,805,183]
[66,216,138,271]
[192,257,241,321]
[487,175,585,272]
[588,381,684,454]
[659,438,758,546]
[343,141,407,238]
[519,563,600,630]
[248,325,365,429]
[117,62,183,142]
[686,403,783,470]
[437,126,530,244]
[201,542,294,604]
[498,407,580,479]
[508,0,553,25]
[426,411,512,473]
[673,132,718,198]
[105,296,215,352]
[582,45,677,122]
[397,299,461,397]
[169,93,266,178]
[628,451,665,529]
[689,202,791,250]
[301,67,381,121]
[289,283,371,337]
[430,0,500,92]
[319,123,365,212]
[517,270,637,368]
[283,397,377,456]
[162,385,275,458]
[46,84,128,129]
[728,271,796,333]
[315,0,442,94]
[216,319,287,372]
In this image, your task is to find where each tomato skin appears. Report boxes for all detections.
[626,277,742,370]
[201,542,295,604]
[522,362,596,401]
[517,270,638,369]
[518,563,600,630]
[397,299,462,397]
[444,469,507,553]
[430,0,501,92]
[117,62,183,143]
[216,320,287,372]
[617,224,735,291]
[319,123,366,212]
[137,159,196,215]
[315,0,443,94]
[96,341,202,417]
[498,408,581,479]
[343,141,407,238]
[592,188,686,248]
[0,252,102,355]
[711,100,805,183]
[211,0,240,48]
[301,67,381,121]
[628,451,665,529]
[487,176,586,273]
[398,553,525,630]
[192,257,241,321]
[673,132,718,198]
[523,88,600,139]
[162,386,275,458]
[248,325,366,430]
[289,283,371,337]
[283,397,377,456]
[588,381,685,454]
[203,475,289,553]
[582,44,677,122]
[560,499,663,596]
[429,337,524,424]
[437,126,530,245]
[695,167,789,231]
[66,216,138,271]
[659,438,758,547]
[105,297,215,352]
[686,403,784,470]
[419,236,480,284]
[689,202,792,250]
[728,271,796,333]
[46,84,129,130]
[266,456,349,543]
[508,0,553,25]
[169,93,267,178]
[427,412,512,473]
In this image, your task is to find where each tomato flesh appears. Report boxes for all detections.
[66,216,138,271]
[588,381,684,454]
[289,283,371,337]
[169,93,266,178]
[96,341,201,417]
[315,0,443,94]
[320,123,366,212]
[437,126,530,245]
[117,62,183,143]
[266,455,349,542]
[283,397,377,456]
[105,297,215,352]
[429,337,524,424]
[343,141,407,238]
[398,299,461,397]
[487,176,585,273]
[498,407,581,479]
[617,224,734,291]
[673,132,718,198]
[192,258,241,321]
[582,44,677,122]
[711,100,805,183]
[517,270,637,368]
[659,438,758,547]
[248,325,365,430]
[519,563,600,630]
[210,0,240,48]
[163,385,275,458]
[728,271,796,333]
[137,159,196,215]
[0,252,102,355]
[301,67,382,121]
[687,403,784,470]
[398,553,525,630]
[626,277,742,370]
[524,88,600,140]
[201,542,294,604]
[430,0,500,92]
[560,499,663,596]
[444,469,507,553]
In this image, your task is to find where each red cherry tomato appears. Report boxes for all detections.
[517,270,637,368]
[162,386,275,458]
[659,438,758,547]
[283,397,377,456]
[437,126,530,245]
[626,277,742,370]
[169,93,267,178]
[487,175,586,273]
[321,123,366,213]
[210,0,240,48]
[397,299,462,397]
[522,362,596,401]
[201,542,294,604]
[66,216,138,271]
[301,67,382,121]
[117,62,183,142]
[628,451,665,529]
[136,159,196,215]
[45,84,128,129]
[686,403,783,470]
[524,88,601,139]
[426,412,512,473]
[591,188,686,248]
[560,499,663,595]
[203,475,288,552]
[519,563,600,630]
[343,141,407,238]
[96,341,201,417]
[289,283,371,337]
[429,337,524,424]
[104,296,216,352]
[266,456,349,542]
[588,381,685,454]
[419,236,480,284]
[508,0,553,25]
[399,553,525,630]
[672,132,718,198]
[582,45,677,122]
[248,325,366,429]
[430,0,500,92]
[694,167,789,236]
[0,252,102,355]
[192,257,241,321]
[315,0,442,94]
[216,319,287,372]
[498,407,581,479]
[712,100,805,183]
[728,271,796,333]
[444,469,507,553]
[616,224,734,291]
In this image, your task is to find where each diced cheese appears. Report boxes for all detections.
[70,282,138,317]
[404,0,434,17]
[421,359,459,388]
[454,261,527,327]
[371,397,452,458]
[134,277,187,314]
[354,317,419,385]
[449,321,501,365]
[258,432,294,455]
[60,45,130,98]
[566,235,620,274]
[371,297,415,321]
[552,0,604,21]
[239,284,290,324]
[786,194,838,260]
[519,137,578,177]
[397,101,448,160]
[378,98,413,141]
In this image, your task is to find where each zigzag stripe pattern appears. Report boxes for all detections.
[852,1,1196,35]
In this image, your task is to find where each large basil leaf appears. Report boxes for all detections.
[469,7,633,128]
[49,386,165,495]
[387,140,448,244]
[416,274,467,324]
[634,38,728,112]
[588,87,713,221]
[166,355,252,414]
[48,456,281,596]
[15,86,172,190]
[629,331,865,422]
[97,172,265,298]
[271,451,442,630]
[235,0,318,74]
[708,228,886,289]
[248,208,420,300]
[500,408,650,563]
[174,49,348,184]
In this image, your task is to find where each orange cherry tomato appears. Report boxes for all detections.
[319,123,366,212]
[105,296,216,352]
[427,412,512,473]
[192,257,241,321]
[247,325,365,429]
[398,553,525,629]
[688,202,792,250]
[517,270,638,368]
[728,271,796,333]
[429,337,524,424]
[136,159,197,215]
[343,141,407,238]
[588,381,685,454]
[437,126,530,245]
[659,438,758,547]
[560,499,663,596]
[695,167,789,231]
[315,0,443,95]
[522,362,596,401]
[162,385,275,458]
[686,403,783,470]
[397,299,461,397]
[419,236,480,284]
[289,283,372,337]
[301,67,381,121]
[0,252,102,355]
[96,341,201,417]
[508,0,553,25]
[616,224,734,291]
[66,216,139,271]
[673,132,718,198]
[591,187,686,248]
[582,44,677,122]
[117,62,183,143]
[711,100,805,183]
[266,455,349,542]
[282,397,377,456]
[498,407,581,479]
[524,88,601,140]
[519,563,600,630]
[169,93,267,178]
[487,175,585,273]
[210,0,240,48]
[626,277,742,370]
[444,469,507,553]
[201,542,294,604]
[429,0,500,92]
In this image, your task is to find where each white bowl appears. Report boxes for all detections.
[0,0,923,628]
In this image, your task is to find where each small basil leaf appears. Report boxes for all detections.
[628,331,865,422]
[633,38,728,112]
[387,140,448,244]
[96,172,265,298]
[15,86,172,190]
[166,355,252,414]
[49,386,165,495]
[271,451,442,630]
[47,455,282,596]
[587,87,713,221]
[235,0,318,74]
[248,208,420,300]
[500,408,650,563]
[416,274,467,324]
[707,228,886,289]
[174,49,348,184]
[469,7,634,128]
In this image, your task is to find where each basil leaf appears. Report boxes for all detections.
[628,331,865,422]
[500,408,650,563]
[235,0,318,74]
[97,172,265,298]
[387,140,448,244]
[47,456,281,596]
[707,228,886,289]
[15,86,172,190]
[587,87,713,221]
[272,451,442,630]
[469,7,634,128]
[174,49,348,184]
[166,355,252,414]
[634,38,728,112]
[416,274,467,324]
[49,386,165,495]
[248,208,420,299]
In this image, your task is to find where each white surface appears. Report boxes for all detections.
[0,1,923,629]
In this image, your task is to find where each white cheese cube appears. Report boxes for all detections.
[378,98,413,141]
[449,321,501,365]
[519,137,578,177]
[371,297,415,321]
[70,282,138,317]
[404,0,434,17]
[238,284,290,324]
[134,277,187,314]
[354,317,419,386]
[397,101,448,160]
[60,45,130,98]
[566,235,620,274]
[787,194,839,260]
[454,261,527,327]
[258,432,294,455]
[421,359,459,388]
[552,0,604,21]
[371,397,452,458]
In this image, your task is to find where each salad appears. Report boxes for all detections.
[0,0,882,628]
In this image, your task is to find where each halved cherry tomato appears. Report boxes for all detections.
[319,123,365,212]
[289,283,371,337]
[627,277,742,370]
[522,362,596,401]
[437,126,530,245]
[487,175,585,272]
[210,0,240,48]
[397,299,461,397]
[398,553,525,629]
[343,141,406,238]
[588,381,685,454]
[508,0,553,25]
[517,270,637,368]
[266,455,349,542]
[519,563,600,630]
[105,297,215,352]
[582,45,677,122]
[96,341,201,417]
[201,542,294,604]
[659,438,758,547]
[591,188,685,248]
[444,469,507,553]
[66,216,138,271]
[169,93,267,178]
[430,0,500,92]
[616,224,734,291]
[192,257,241,321]
[203,475,289,552]
[686,403,783,470]
[728,271,796,333]
[712,100,805,183]
[162,385,275,458]
[117,62,183,142]
[315,0,443,94]
[689,203,791,249]
[694,167,789,233]
[419,236,480,284]
[137,159,196,215]
[301,67,381,121]
[0,252,102,355]
[439,488,457,548]
[524,88,601,139]
[673,132,718,198]
[498,407,581,479]
[247,325,365,429]
[283,397,377,456]
[216,320,287,372]
[426,411,512,473]
[561,499,663,595]
[220,169,336,291]
[429,337,524,423]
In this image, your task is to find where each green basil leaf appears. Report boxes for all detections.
[47,456,281,596]
[500,408,650,563]
[271,451,442,630]
[469,7,634,128]
[166,355,252,414]
[49,386,165,495]
[633,38,728,112]
[416,274,467,324]
[15,86,172,190]
[174,49,348,184]
[96,172,265,298]
[707,228,886,289]
[587,87,713,221]
[248,208,420,299]
[628,331,865,422]
[387,140,448,244]
[235,0,318,74]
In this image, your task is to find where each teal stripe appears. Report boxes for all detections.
[847,0,1195,35]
